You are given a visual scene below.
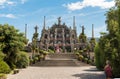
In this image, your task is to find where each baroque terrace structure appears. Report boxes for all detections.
[39,16,89,53]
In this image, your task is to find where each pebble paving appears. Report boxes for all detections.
[7,66,105,79]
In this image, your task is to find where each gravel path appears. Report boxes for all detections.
[7,66,105,79]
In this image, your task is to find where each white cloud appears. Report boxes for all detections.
[0,0,7,8]
[64,0,115,11]
[0,0,16,9]
[21,0,27,4]
[0,14,16,19]
[7,1,15,5]
[0,0,6,5]
[0,0,27,9]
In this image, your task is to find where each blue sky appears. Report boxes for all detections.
[0,0,115,42]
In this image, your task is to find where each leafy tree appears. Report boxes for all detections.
[95,0,120,77]
[89,38,96,52]
[0,24,27,69]
[31,26,39,56]
[105,0,120,77]
[79,33,87,43]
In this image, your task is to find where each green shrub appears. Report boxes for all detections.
[0,61,11,74]
[15,51,29,68]
[39,54,44,59]
[94,44,105,70]
[43,51,49,55]
[39,50,44,54]
[78,50,83,54]
[0,74,7,79]
[84,58,88,63]
[75,52,79,56]
[48,49,54,53]
[78,55,83,61]
[34,57,38,61]
[31,55,39,64]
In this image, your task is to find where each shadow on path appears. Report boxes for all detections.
[83,67,103,72]
[72,73,105,79]
[72,66,106,79]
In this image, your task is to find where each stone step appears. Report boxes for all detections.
[31,59,90,67]
[47,53,77,59]
[31,53,90,67]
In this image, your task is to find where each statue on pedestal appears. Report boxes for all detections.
[58,17,61,25]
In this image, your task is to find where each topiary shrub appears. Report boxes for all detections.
[39,54,44,61]
[43,51,49,55]
[39,50,44,54]
[78,55,83,61]
[48,49,54,53]
[0,61,11,74]
[15,51,29,68]
[94,43,105,70]
[33,56,38,63]
[84,58,88,63]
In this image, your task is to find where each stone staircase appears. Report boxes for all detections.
[46,53,77,60]
[31,53,90,67]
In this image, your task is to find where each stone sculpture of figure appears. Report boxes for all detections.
[35,25,38,33]
[58,17,61,25]
[81,25,85,34]
[55,45,60,53]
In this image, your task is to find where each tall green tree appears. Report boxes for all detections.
[0,24,27,69]
[89,38,96,52]
[79,33,87,43]
[105,0,120,77]
[31,26,39,56]
[95,0,120,77]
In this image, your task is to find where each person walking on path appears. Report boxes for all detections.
[104,60,113,79]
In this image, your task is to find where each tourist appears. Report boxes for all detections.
[104,60,113,79]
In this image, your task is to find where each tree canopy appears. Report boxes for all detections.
[95,0,120,77]
[0,24,27,69]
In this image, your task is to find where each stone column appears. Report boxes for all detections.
[70,30,73,52]
[54,28,57,46]
[46,29,50,51]
[62,28,65,53]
